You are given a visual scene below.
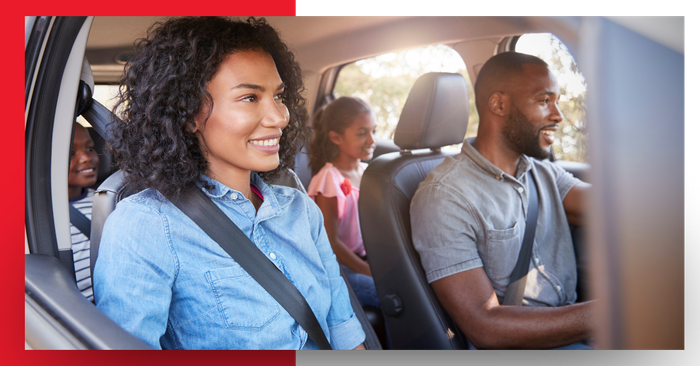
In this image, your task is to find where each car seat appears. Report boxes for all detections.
[359,72,471,349]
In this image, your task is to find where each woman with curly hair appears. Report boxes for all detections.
[93,17,366,350]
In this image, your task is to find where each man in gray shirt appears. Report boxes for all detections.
[410,52,593,349]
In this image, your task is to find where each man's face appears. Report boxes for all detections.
[502,64,563,160]
[502,105,551,160]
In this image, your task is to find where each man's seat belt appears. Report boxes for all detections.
[169,186,333,350]
[502,169,539,306]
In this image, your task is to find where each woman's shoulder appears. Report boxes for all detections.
[109,188,171,223]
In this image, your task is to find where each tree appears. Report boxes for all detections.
[335,45,477,146]
[516,33,588,162]
[334,38,588,163]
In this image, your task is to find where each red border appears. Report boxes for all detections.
[11,2,296,365]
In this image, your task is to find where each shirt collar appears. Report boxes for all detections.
[69,187,88,203]
[197,172,294,221]
[461,137,533,181]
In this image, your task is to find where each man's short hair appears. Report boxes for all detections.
[474,52,549,108]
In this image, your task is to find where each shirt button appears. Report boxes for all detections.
[556,285,562,291]
[517,187,524,193]
[269,252,277,260]
[230,192,238,200]
[534,258,540,264]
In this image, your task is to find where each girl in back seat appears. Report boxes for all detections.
[308,97,379,310]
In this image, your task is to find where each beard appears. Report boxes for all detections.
[502,106,550,160]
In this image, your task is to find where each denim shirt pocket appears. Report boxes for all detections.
[483,221,521,283]
[205,265,281,330]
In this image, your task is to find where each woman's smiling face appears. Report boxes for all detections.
[194,50,290,183]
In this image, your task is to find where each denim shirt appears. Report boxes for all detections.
[93,173,365,350]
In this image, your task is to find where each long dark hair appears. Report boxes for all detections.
[308,96,373,175]
[109,17,309,198]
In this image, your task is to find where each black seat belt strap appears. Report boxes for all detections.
[69,204,91,238]
[502,169,539,306]
[169,186,333,350]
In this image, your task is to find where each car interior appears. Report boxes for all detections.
[25,16,684,351]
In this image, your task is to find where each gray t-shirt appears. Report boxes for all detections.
[410,138,581,307]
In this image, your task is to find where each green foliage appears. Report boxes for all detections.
[516,33,588,163]
[334,45,477,141]
[334,38,587,163]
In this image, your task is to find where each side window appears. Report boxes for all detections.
[76,84,120,127]
[334,44,478,148]
[515,33,588,163]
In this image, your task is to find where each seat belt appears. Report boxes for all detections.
[81,98,352,349]
[502,169,539,306]
[69,204,91,238]
[169,186,333,350]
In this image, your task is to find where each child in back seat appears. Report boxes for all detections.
[307,96,380,310]
[68,122,99,302]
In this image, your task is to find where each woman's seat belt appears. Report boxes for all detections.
[168,185,333,350]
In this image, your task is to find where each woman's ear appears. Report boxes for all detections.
[191,115,202,133]
[328,130,343,146]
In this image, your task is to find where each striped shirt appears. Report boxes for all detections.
[69,188,95,302]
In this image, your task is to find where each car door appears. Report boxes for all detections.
[25,15,151,350]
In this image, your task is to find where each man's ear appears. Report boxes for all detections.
[488,92,509,117]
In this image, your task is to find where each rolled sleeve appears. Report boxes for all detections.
[328,313,365,350]
[552,164,582,200]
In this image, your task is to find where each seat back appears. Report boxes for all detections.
[359,72,471,349]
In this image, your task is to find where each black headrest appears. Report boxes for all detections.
[393,72,470,150]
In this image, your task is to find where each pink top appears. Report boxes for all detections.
[307,162,367,256]
[251,185,263,201]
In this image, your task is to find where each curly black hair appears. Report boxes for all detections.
[109,17,309,198]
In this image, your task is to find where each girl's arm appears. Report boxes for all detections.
[315,194,372,277]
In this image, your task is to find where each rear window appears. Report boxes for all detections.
[76,84,119,128]
[515,33,588,163]
[334,44,477,150]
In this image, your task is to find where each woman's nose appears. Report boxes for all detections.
[263,100,289,128]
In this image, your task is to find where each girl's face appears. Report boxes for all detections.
[194,50,289,181]
[330,113,377,162]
